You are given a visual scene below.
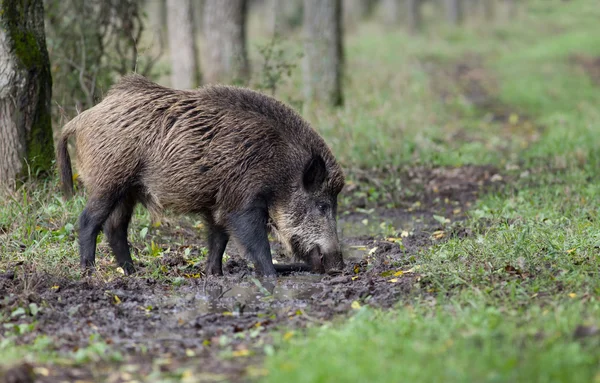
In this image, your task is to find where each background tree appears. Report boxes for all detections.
[166,0,201,88]
[406,0,422,32]
[482,0,495,21]
[303,0,344,106]
[0,0,53,187]
[343,0,370,28]
[444,0,463,25]
[202,0,249,84]
[380,0,401,26]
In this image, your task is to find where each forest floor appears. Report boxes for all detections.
[2,1,600,382]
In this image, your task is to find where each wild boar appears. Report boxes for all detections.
[56,74,345,277]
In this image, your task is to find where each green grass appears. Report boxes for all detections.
[264,1,600,382]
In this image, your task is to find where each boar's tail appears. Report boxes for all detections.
[56,121,77,199]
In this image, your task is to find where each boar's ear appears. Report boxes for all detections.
[303,155,327,192]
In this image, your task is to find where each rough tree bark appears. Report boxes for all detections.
[202,0,249,84]
[303,0,344,106]
[0,0,53,188]
[444,0,463,25]
[166,0,200,89]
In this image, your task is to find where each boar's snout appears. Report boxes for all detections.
[308,242,344,275]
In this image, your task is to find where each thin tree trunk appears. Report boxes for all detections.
[444,0,463,25]
[505,0,516,19]
[166,0,200,89]
[303,0,343,106]
[482,0,495,21]
[381,0,401,26]
[0,0,53,187]
[406,0,422,32]
[202,0,249,84]
[343,0,369,28]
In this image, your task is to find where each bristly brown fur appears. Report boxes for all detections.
[56,74,345,275]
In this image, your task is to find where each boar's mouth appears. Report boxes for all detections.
[290,236,342,275]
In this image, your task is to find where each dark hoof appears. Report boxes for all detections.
[121,263,136,276]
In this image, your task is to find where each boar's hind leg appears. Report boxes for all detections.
[79,192,121,274]
[206,223,229,276]
[228,203,277,277]
[103,192,136,275]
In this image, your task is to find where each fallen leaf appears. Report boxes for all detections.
[113,295,122,305]
[283,331,294,341]
[232,349,251,357]
[401,231,410,238]
[116,267,125,275]
[393,270,404,277]
[569,293,577,299]
[388,278,398,283]
[368,247,378,255]
[351,276,359,281]
[185,349,195,357]
[33,367,50,377]
[433,230,445,239]
[351,301,361,310]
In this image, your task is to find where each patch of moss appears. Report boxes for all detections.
[1,0,54,178]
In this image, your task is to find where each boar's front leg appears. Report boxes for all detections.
[228,201,277,277]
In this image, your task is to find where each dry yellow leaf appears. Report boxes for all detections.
[113,295,122,305]
[401,231,410,238]
[185,349,196,357]
[283,331,294,341]
[33,367,50,377]
[116,267,125,275]
[433,230,445,239]
[232,349,251,357]
[351,276,359,281]
[393,270,404,277]
[569,293,577,298]
[351,301,361,310]
[222,311,233,316]
[388,278,398,283]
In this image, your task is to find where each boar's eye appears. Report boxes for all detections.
[318,203,330,214]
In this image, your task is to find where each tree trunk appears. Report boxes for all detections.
[406,0,422,32]
[444,0,463,25]
[343,0,369,28]
[303,0,343,106]
[505,0,516,19]
[166,0,200,89]
[381,0,400,26]
[482,0,495,21]
[0,0,53,188]
[202,0,249,84]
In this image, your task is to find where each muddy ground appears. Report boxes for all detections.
[0,164,503,383]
